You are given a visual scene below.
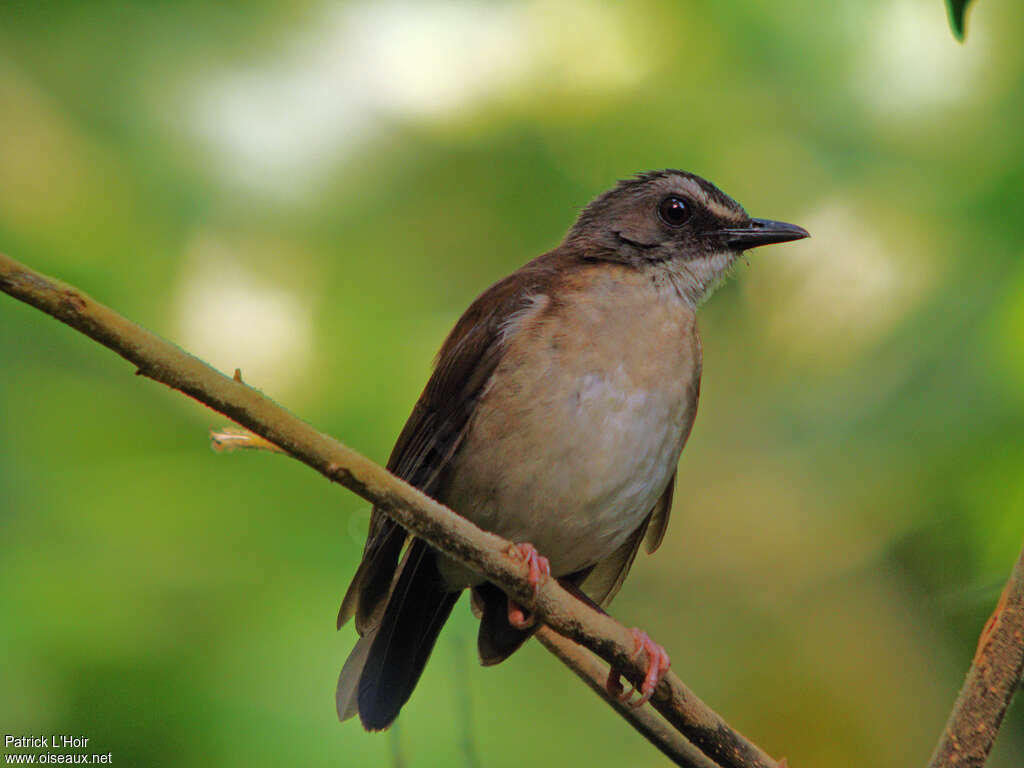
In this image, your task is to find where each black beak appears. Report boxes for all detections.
[715,218,810,250]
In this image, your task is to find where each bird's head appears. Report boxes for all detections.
[565,169,809,304]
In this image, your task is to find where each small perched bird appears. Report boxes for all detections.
[337,169,808,731]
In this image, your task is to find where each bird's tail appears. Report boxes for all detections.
[336,539,459,731]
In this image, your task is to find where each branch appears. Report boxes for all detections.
[0,252,781,768]
[927,544,1024,768]
[214,427,723,768]
[536,627,723,768]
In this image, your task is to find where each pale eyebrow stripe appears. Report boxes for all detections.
[675,177,709,205]
[704,197,744,221]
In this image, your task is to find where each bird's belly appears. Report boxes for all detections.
[439,366,693,588]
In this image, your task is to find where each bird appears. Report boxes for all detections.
[336,169,809,731]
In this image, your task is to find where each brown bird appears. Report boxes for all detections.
[336,169,809,731]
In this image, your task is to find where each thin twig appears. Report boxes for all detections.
[0,252,780,768]
[389,720,405,768]
[451,629,482,768]
[536,627,724,768]
[927,544,1024,768]
[210,425,287,454]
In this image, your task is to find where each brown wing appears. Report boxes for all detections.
[580,474,676,607]
[642,471,675,555]
[338,253,564,633]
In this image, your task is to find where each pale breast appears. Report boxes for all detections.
[439,264,701,588]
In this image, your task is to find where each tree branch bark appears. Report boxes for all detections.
[0,251,781,767]
[214,425,728,768]
[535,627,723,768]
[927,545,1024,768]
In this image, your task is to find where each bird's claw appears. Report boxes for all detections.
[605,628,671,708]
[507,600,534,629]
[506,542,550,629]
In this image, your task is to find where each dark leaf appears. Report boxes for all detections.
[946,0,973,41]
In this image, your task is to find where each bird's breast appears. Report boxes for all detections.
[439,266,701,587]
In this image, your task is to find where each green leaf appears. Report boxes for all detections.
[946,0,973,41]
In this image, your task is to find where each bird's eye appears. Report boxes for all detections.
[658,196,691,227]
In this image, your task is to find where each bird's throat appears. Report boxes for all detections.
[665,251,739,307]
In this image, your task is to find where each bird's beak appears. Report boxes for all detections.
[715,218,810,250]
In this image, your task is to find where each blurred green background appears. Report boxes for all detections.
[2,1,1023,765]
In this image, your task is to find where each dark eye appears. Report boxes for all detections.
[658,196,691,227]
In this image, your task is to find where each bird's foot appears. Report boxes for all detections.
[506,542,551,601]
[507,600,534,629]
[605,629,671,708]
[506,542,551,630]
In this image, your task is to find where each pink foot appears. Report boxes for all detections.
[506,542,551,630]
[507,599,534,629]
[605,629,671,708]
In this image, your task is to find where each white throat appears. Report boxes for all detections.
[666,251,740,307]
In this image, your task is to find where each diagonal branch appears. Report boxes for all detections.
[213,425,726,768]
[211,425,727,768]
[0,252,780,768]
[927,544,1024,768]
[536,627,723,768]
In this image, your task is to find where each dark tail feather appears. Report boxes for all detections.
[338,518,407,633]
[474,581,538,665]
[473,567,599,665]
[357,540,459,731]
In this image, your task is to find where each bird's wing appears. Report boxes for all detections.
[581,474,676,607]
[339,256,561,633]
[643,471,675,554]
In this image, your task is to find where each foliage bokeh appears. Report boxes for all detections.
[1,1,1023,766]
